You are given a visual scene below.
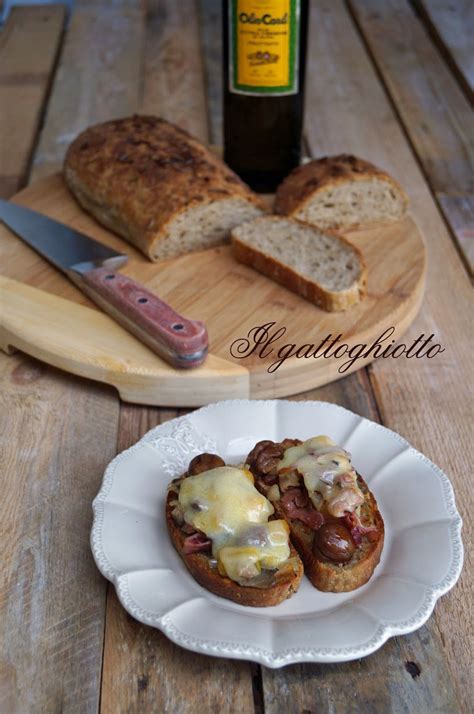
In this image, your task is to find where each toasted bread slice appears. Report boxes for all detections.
[166,476,303,607]
[267,475,384,592]
[247,441,384,593]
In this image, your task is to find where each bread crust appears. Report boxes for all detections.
[166,486,303,607]
[275,154,409,227]
[64,115,265,261]
[231,215,367,312]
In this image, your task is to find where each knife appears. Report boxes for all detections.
[0,200,208,368]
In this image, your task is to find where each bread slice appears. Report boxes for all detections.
[64,115,265,262]
[269,476,384,592]
[275,154,408,231]
[246,440,384,593]
[231,215,367,312]
[166,475,303,607]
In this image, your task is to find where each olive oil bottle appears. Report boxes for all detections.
[223,0,309,192]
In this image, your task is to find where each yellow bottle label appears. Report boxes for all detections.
[229,0,300,95]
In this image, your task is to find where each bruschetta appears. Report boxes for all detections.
[245,436,384,593]
[166,453,304,606]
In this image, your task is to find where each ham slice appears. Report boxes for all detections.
[281,488,324,530]
[183,532,211,554]
[261,471,279,486]
[344,511,378,544]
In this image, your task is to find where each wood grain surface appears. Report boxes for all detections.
[1,1,471,712]
[348,0,474,274]
[98,2,257,711]
[199,0,224,146]
[0,275,250,405]
[0,1,143,711]
[302,1,472,709]
[30,0,144,182]
[414,0,474,96]
[0,5,65,197]
[141,0,209,143]
[0,175,426,404]
[0,170,425,406]
[261,571,458,714]
[0,355,119,714]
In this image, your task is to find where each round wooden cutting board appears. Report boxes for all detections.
[0,175,426,406]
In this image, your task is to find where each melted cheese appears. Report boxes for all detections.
[278,436,364,517]
[178,466,290,583]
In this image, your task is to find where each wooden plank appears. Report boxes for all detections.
[414,0,474,97]
[259,0,471,711]
[99,3,255,711]
[140,0,209,142]
[0,354,120,713]
[0,5,65,197]
[0,2,145,711]
[198,0,224,145]
[100,406,256,714]
[348,0,474,273]
[263,589,457,711]
[30,0,145,181]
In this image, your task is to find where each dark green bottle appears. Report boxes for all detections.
[223,0,309,192]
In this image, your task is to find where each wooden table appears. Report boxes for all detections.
[1,2,472,712]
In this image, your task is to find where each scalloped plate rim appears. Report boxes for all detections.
[90,399,463,666]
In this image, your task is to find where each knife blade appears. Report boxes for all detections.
[0,200,208,368]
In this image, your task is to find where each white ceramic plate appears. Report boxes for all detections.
[91,400,463,667]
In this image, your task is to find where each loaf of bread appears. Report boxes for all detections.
[64,115,265,261]
[231,215,367,312]
[275,154,408,231]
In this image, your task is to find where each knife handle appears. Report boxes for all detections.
[68,267,208,368]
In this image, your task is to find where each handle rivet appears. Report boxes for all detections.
[137,297,148,304]
[105,274,115,280]
[172,323,184,331]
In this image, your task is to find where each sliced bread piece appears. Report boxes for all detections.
[166,488,304,607]
[231,215,366,312]
[274,476,384,593]
[166,452,303,607]
[246,438,385,593]
[262,473,384,593]
[64,115,265,262]
[275,154,408,231]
